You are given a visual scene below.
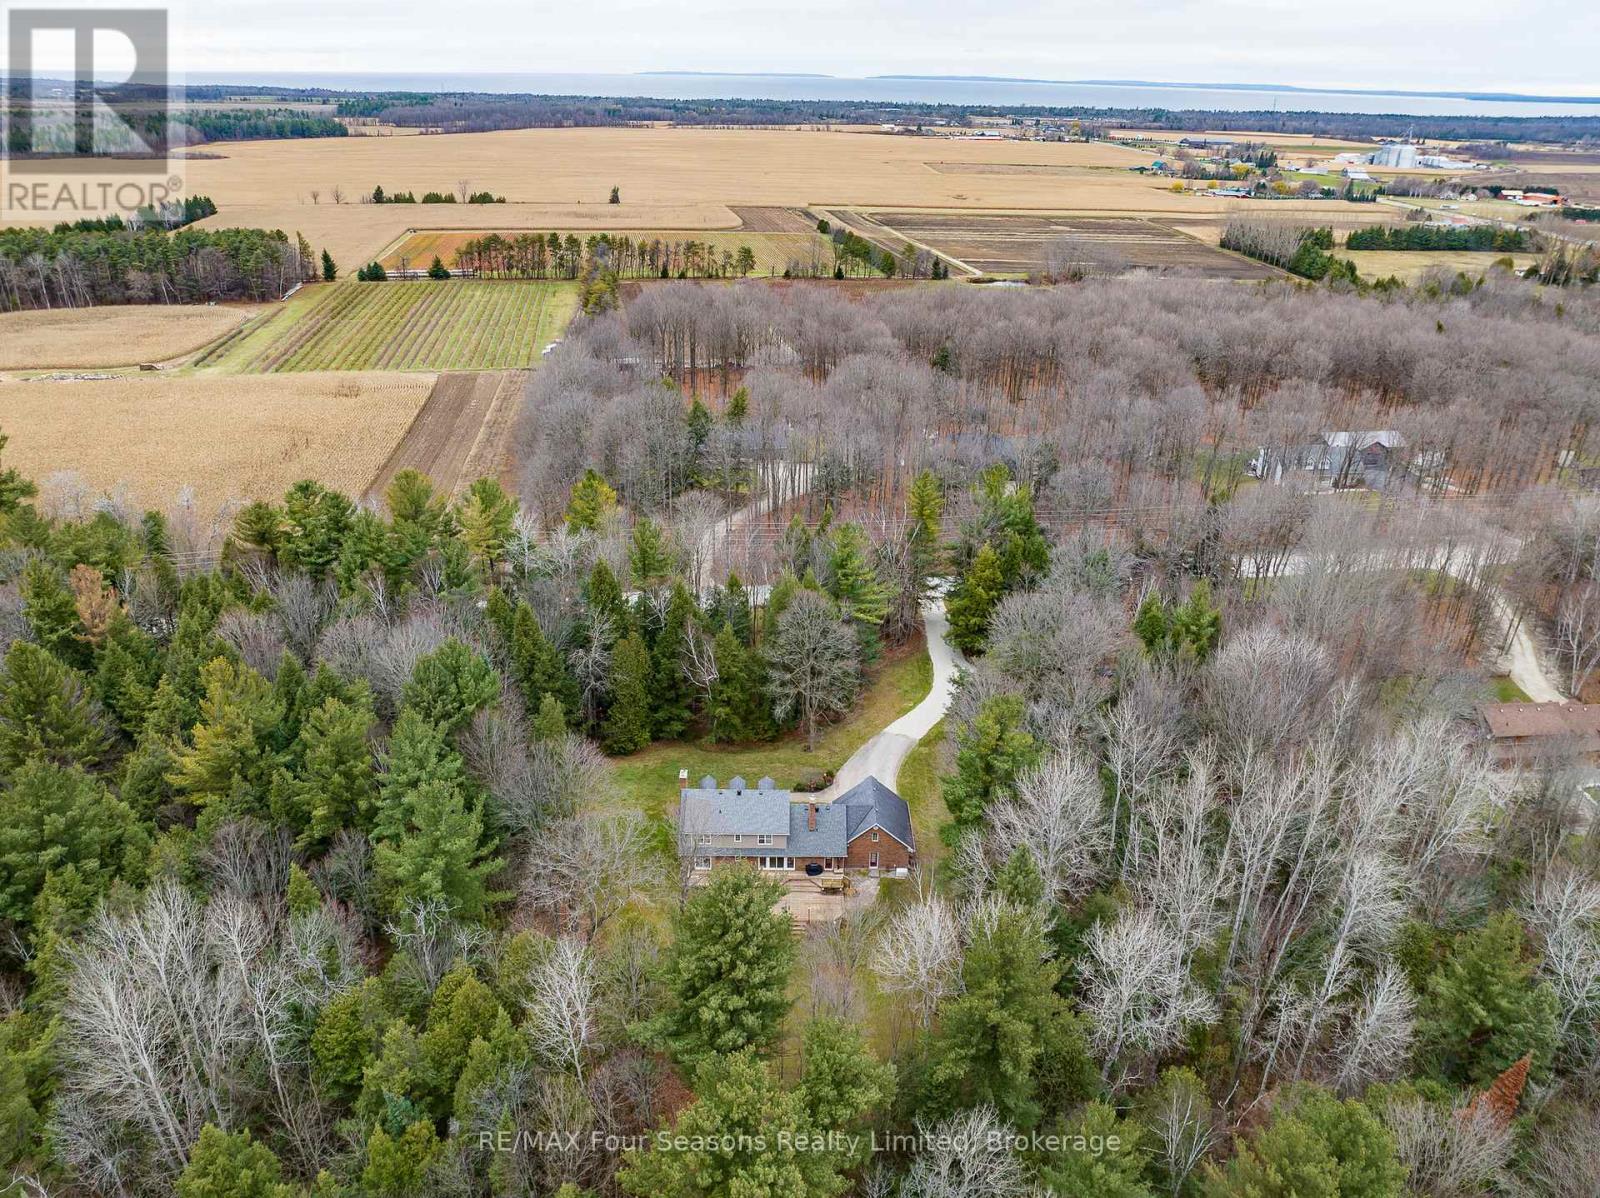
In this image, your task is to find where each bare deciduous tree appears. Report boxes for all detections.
[521,809,660,941]
[900,1105,1030,1198]
[874,893,962,1031]
[524,937,600,1086]
[765,589,861,751]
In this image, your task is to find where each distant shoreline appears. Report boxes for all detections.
[872,74,1600,106]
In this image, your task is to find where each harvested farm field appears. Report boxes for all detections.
[366,370,525,500]
[841,211,1282,277]
[0,303,270,371]
[199,280,578,373]
[380,228,832,277]
[0,371,433,513]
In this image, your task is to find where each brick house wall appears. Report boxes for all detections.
[844,827,913,870]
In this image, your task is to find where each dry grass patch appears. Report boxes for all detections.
[0,303,268,371]
[1341,249,1538,283]
[0,370,433,513]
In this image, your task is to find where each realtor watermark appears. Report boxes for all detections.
[477,1128,1124,1157]
[2,4,185,219]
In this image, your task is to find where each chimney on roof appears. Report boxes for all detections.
[808,804,817,832]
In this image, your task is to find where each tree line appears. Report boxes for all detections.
[0,225,307,310]
[1347,224,1534,252]
[452,233,765,281]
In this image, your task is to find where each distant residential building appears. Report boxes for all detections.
[1480,702,1600,766]
[677,773,915,876]
[1251,430,1407,487]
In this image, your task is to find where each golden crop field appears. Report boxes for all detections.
[0,371,434,513]
[0,303,269,371]
[381,228,832,275]
[179,127,1372,265]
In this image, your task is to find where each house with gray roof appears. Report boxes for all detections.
[678,772,915,876]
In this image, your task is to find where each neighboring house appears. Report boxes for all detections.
[678,772,915,876]
[1479,702,1600,766]
[1251,430,1407,487]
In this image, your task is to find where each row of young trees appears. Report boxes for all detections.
[1346,224,1534,252]
[451,232,763,281]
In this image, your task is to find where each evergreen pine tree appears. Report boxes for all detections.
[1133,590,1172,657]
[285,693,377,849]
[629,517,674,587]
[945,542,1005,652]
[649,867,795,1063]
[942,694,1039,844]
[0,641,112,775]
[650,584,697,740]
[707,623,775,743]
[565,469,618,534]
[603,632,654,754]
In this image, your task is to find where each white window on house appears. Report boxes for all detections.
[732,834,742,844]
[756,834,774,846]
[694,856,711,870]
[870,829,880,842]
[696,835,711,845]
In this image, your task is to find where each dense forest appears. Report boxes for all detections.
[4,273,1600,1197]
[0,225,309,310]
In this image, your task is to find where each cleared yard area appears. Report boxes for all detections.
[380,228,832,276]
[1341,249,1538,283]
[0,371,433,513]
[200,280,579,373]
[0,303,269,371]
[843,210,1281,277]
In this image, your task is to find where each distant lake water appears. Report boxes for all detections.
[186,72,1600,118]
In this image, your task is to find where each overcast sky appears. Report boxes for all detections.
[16,0,1600,99]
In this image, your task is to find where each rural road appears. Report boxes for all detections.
[693,461,815,592]
[818,599,969,799]
[1242,542,1564,703]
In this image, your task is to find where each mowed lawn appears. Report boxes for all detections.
[607,639,934,820]
[200,279,579,373]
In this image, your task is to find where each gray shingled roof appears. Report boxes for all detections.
[787,800,847,856]
[679,776,791,837]
[678,774,915,856]
[838,777,915,849]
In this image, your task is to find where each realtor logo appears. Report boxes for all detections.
[3,6,183,217]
